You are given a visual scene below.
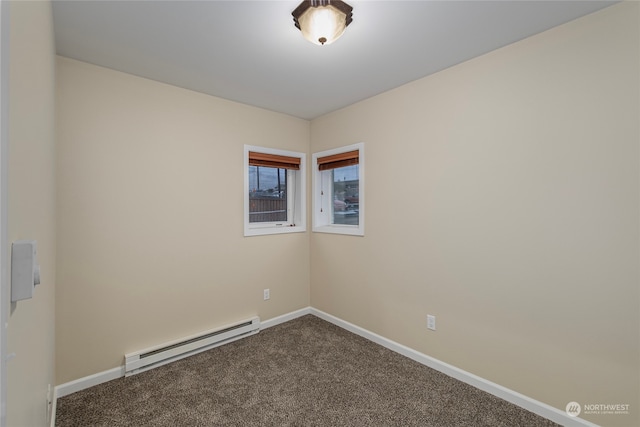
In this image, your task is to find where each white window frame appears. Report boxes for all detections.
[244,145,306,237]
[312,142,364,236]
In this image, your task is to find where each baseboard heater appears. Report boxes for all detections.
[124,316,260,376]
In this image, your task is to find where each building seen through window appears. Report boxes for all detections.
[249,166,287,223]
[331,165,359,226]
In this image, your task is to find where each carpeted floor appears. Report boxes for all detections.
[55,315,559,426]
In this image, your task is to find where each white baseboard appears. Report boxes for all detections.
[55,366,124,399]
[310,308,599,427]
[261,306,311,330]
[53,306,598,427]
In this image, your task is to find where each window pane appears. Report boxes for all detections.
[332,165,359,225]
[249,166,287,223]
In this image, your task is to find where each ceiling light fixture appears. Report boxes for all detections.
[292,0,353,46]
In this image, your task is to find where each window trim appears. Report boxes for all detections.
[312,142,364,236]
[244,145,306,237]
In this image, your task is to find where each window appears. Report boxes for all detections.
[312,143,364,236]
[244,146,306,236]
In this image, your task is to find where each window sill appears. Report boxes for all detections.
[312,224,364,236]
[244,224,306,237]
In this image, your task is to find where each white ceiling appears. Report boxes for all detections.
[52,0,617,120]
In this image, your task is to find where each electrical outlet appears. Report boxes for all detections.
[263,289,270,300]
[427,315,436,331]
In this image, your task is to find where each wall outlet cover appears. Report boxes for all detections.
[427,315,436,331]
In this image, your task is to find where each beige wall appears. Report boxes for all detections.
[310,3,638,427]
[6,0,57,426]
[55,57,310,384]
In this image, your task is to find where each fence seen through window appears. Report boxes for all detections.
[249,166,287,223]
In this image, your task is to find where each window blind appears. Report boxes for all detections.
[249,151,301,170]
[317,149,359,171]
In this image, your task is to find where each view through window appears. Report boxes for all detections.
[332,165,359,225]
[249,166,287,223]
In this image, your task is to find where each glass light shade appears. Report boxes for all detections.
[297,5,347,46]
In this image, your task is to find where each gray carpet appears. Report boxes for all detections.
[55,315,559,426]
